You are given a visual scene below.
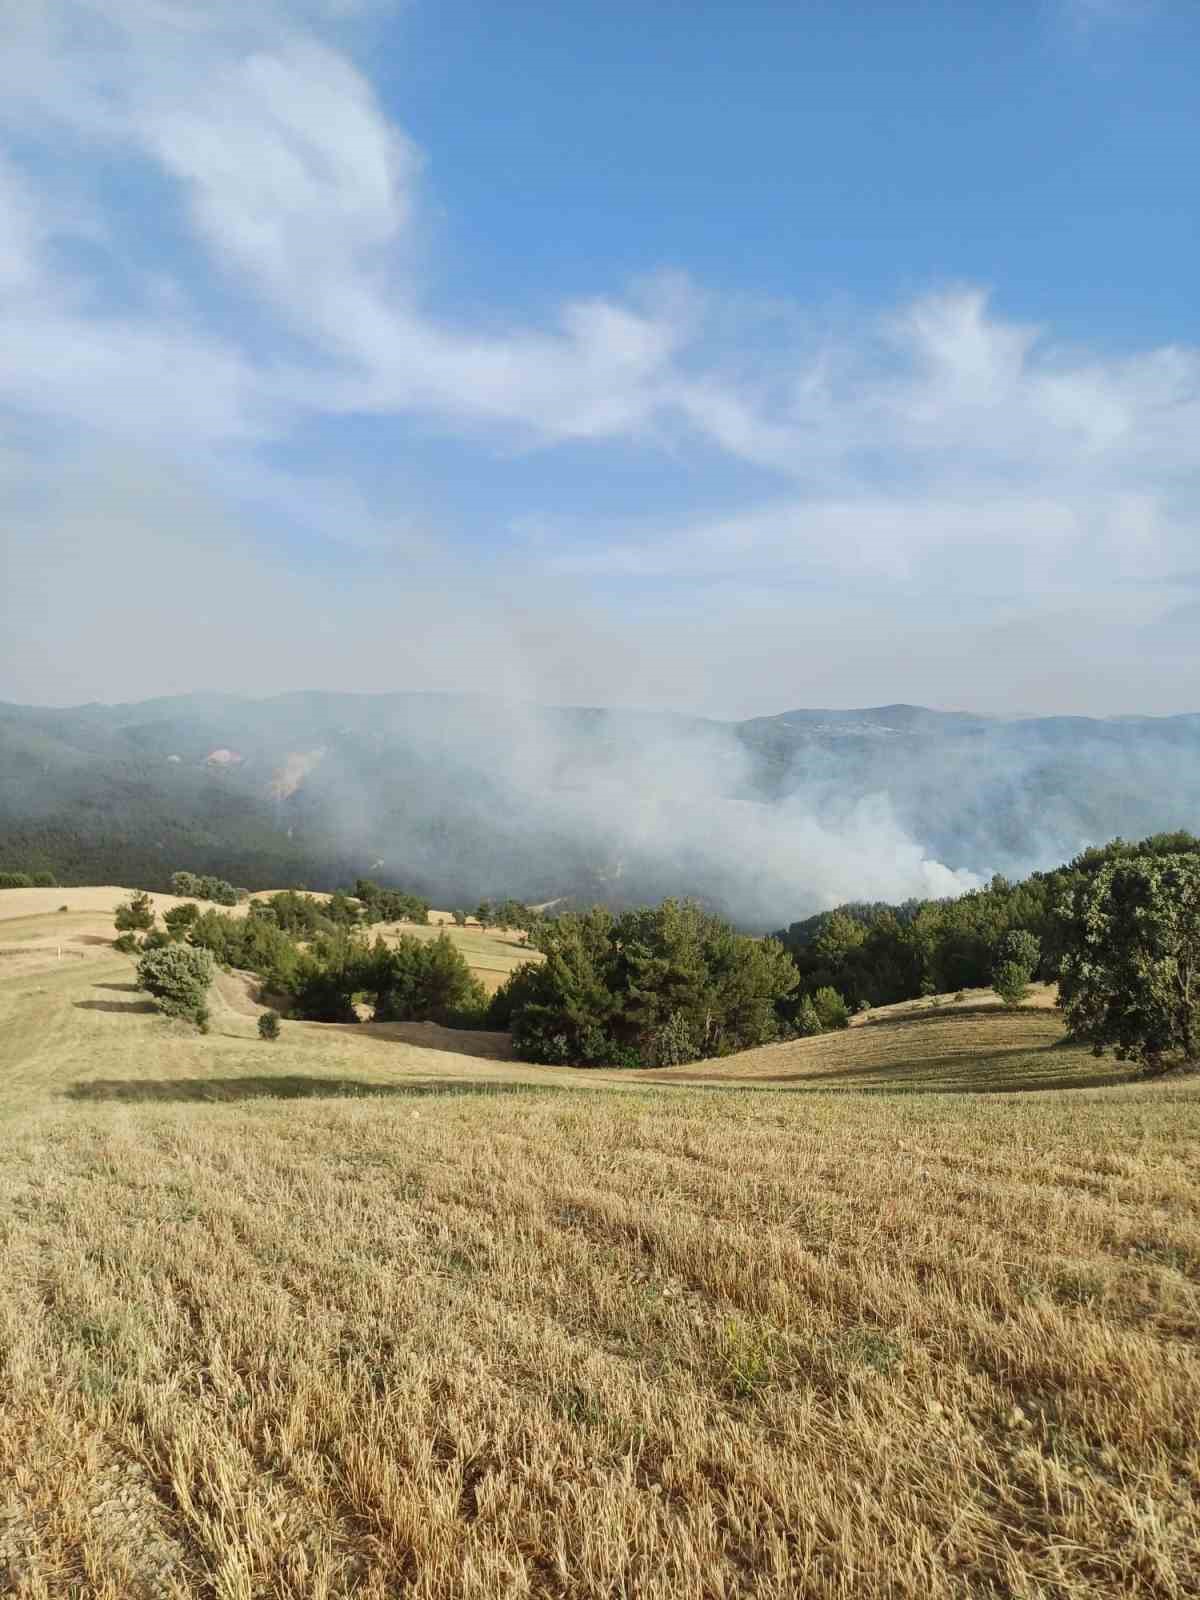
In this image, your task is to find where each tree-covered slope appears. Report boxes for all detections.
[1,693,1197,922]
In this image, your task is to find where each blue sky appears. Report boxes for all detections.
[1,0,1198,715]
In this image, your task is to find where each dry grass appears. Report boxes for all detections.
[369,920,539,993]
[1,893,1199,1597]
[0,887,340,925]
[0,888,538,999]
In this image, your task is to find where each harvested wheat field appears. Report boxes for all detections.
[2,896,1199,1597]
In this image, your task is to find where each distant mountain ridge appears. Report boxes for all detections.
[2,692,1198,926]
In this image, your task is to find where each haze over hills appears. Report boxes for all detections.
[3,691,1198,927]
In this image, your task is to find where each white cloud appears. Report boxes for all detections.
[1,0,1199,721]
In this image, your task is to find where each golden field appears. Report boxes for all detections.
[1,889,1198,1598]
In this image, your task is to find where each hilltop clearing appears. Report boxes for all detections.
[1,890,1198,1597]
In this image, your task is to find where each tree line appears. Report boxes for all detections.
[774,832,1200,1009]
[117,830,1200,1074]
[115,887,484,1031]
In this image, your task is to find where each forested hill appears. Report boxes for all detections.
[1,692,1198,926]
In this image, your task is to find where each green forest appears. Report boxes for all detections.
[84,828,1200,1073]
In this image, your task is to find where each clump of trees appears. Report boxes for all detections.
[188,906,303,995]
[114,891,156,936]
[775,831,1200,1015]
[352,880,431,926]
[159,897,486,1031]
[487,900,798,1067]
[170,871,240,906]
[469,899,544,933]
[136,943,214,1030]
[1058,852,1200,1074]
[0,871,57,888]
[365,934,486,1026]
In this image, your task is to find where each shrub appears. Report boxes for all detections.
[163,902,200,939]
[992,961,1031,1008]
[258,1010,281,1041]
[170,871,237,905]
[792,997,824,1037]
[648,1010,700,1067]
[812,985,850,1030]
[32,872,57,887]
[136,943,214,1028]
[996,929,1041,980]
[112,931,140,954]
[114,891,155,933]
[0,872,34,889]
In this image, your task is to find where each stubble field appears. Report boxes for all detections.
[1,890,1198,1598]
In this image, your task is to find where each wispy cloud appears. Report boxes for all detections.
[1,0,1198,719]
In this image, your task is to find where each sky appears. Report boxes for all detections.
[1,0,1198,718]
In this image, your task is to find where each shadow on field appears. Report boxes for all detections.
[63,1076,562,1105]
[74,998,157,1015]
[336,1020,513,1060]
[91,981,140,993]
[860,1003,1046,1028]
[692,1046,1141,1095]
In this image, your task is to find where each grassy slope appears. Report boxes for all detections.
[1,893,1198,1598]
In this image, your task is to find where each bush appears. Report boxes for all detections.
[258,1010,281,1041]
[812,985,850,1030]
[992,961,1030,1008]
[163,902,200,939]
[112,931,140,954]
[0,873,34,889]
[114,891,155,933]
[996,929,1041,980]
[170,871,237,906]
[792,997,824,1037]
[136,943,214,1028]
[32,871,57,887]
[648,1010,700,1067]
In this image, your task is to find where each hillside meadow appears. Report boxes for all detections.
[1,888,1198,1597]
